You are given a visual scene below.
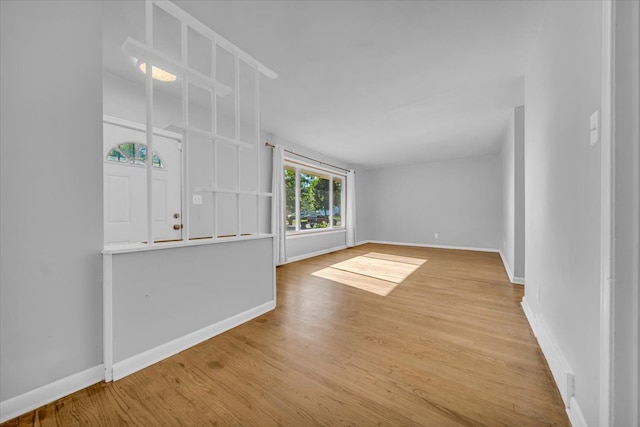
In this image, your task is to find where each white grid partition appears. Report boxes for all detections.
[122,0,277,246]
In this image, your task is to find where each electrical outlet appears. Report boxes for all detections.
[434,233,439,240]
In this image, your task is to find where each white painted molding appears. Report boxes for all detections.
[104,115,183,141]
[499,250,525,285]
[286,228,346,240]
[521,297,537,336]
[112,300,276,381]
[103,254,113,382]
[103,233,274,255]
[366,240,500,253]
[0,365,104,423]
[520,298,587,424]
[284,245,347,264]
[567,396,588,427]
[599,1,615,425]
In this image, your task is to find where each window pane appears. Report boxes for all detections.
[137,143,147,161]
[300,170,330,229]
[106,148,128,163]
[119,142,136,159]
[333,177,342,227]
[152,155,164,169]
[285,167,296,231]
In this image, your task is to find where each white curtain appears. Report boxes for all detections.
[346,169,356,247]
[271,144,287,265]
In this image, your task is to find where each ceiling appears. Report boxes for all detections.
[104,0,546,169]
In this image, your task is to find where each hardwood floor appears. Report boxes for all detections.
[3,243,569,426]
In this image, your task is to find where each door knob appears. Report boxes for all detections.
[173,224,183,230]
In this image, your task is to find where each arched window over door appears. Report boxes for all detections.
[106,142,165,169]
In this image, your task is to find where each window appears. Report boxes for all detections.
[106,142,164,169]
[285,161,345,233]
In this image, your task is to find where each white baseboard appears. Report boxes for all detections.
[0,364,104,423]
[499,250,525,285]
[284,245,347,264]
[566,396,588,427]
[366,240,500,253]
[520,298,586,425]
[521,296,537,335]
[111,300,275,381]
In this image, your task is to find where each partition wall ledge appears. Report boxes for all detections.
[102,233,274,255]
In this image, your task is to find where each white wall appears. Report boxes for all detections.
[612,0,639,424]
[501,112,516,273]
[366,154,503,250]
[500,105,525,282]
[524,1,602,424]
[111,239,273,364]
[513,106,525,278]
[0,0,103,402]
[355,168,370,244]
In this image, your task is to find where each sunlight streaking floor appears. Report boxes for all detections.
[312,252,426,296]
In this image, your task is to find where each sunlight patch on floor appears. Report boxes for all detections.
[312,252,426,296]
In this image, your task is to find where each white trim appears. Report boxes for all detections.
[112,300,276,381]
[283,245,347,264]
[499,250,525,285]
[286,228,346,239]
[122,37,232,97]
[366,240,500,254]
[520,298,580,414]
[194,186,272,197]
[103,254,113,382]
[165,124,253,149]
[153,0,277,79]
[284,157,348,178]
[102,233,274,254]
[567,396,588,427]
[103,115,183,141]
[600,1,615,425]
[0,365,104,423]
[521,297,537,335]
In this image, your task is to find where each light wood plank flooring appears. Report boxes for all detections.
[3,243,569,426]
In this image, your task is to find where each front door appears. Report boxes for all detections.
[103,120,182,245]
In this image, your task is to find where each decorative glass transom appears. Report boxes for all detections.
[106,142,164,169]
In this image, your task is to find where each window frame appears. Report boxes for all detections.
[284,158,346,236]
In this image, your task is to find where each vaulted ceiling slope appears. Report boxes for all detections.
[140,1,546,168]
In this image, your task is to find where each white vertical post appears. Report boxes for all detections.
[211,40,218,240]
[255,66,260,235]
[103,253,113,382]
[235,55,241,237]
[145,0,154,246]
[181,21,189,242]
[599,1,614,425]
[213,143,219,239]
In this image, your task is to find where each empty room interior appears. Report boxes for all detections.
[1,0,638,426]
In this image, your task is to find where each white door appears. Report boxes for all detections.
[103,121,182,245]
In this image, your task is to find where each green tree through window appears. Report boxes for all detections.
[285,163,344,232]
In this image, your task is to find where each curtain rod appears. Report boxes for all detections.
[265,142,350,173]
